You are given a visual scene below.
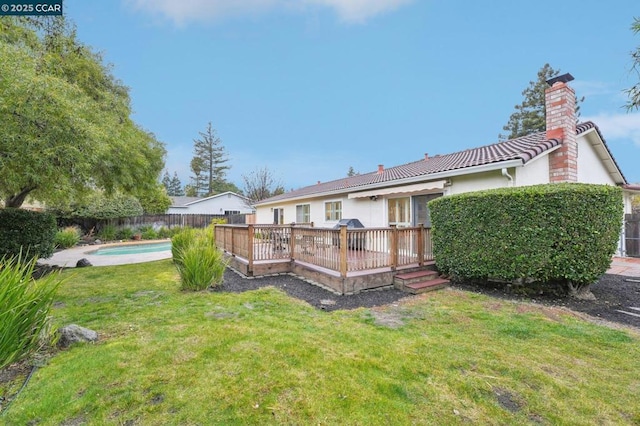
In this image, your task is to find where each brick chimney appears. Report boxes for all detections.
[377,164,384,174]
[545,73,577,183]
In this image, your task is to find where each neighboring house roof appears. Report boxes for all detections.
[170,192,252,208]
[256,121,625,206]
[169,196,201,207]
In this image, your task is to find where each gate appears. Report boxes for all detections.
[625,214,640,258]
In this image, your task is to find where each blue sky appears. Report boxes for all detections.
[64,0,640,190]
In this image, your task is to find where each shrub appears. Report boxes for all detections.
[116,227,135,240]
[429,183,623,292]
[175,243,227,291]
[139,225,158,240]
[97,224,117,241]
[54,226,81,249]
[157,226,172,239]
[0,209,57,260]
[0,255,63,370]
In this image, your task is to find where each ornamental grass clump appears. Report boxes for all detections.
[172,226,226,291]
[54,226,81,249]
[171,227,197,264]
[0,256,62,370]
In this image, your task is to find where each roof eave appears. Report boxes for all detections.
[255,159,524,206]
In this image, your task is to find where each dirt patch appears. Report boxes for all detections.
[492,386,522,413]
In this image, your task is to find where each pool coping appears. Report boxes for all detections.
[39,239,173,268]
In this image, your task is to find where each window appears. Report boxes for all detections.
[224,210,240,215]
[273,208,284,224]
[324,201,342,221]
[296,204,310,223]
[388,197,410,226]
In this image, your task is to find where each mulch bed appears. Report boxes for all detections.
[220,269,640,329]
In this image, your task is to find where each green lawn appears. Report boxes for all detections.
[3,260,640,425]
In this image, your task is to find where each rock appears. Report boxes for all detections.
[57,324,98,348]
[76,258,92,268]
[94,239,102,245]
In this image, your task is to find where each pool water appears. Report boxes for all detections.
[91,241,172,256]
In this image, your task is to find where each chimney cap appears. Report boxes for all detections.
[546,73,574,86]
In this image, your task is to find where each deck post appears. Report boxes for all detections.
[340,224,348,278]
[418,223,424,266]
[230,226,235,256]
[247,224,254,275]
[390,225,398,270]
[289,223,296,260]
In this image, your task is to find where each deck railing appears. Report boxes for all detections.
[215,223,433,277]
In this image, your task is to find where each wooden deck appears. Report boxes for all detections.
[215,224,436,294]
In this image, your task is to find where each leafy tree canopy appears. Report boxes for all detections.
[500,64,582,141]
[137,183,172,214]
[49,191,143,220]
[0,17,165,208]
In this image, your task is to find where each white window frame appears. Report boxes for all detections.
[324,201,342,221]
[296,204,310,223]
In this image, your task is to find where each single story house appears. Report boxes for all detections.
[168,192,254,215]
[254,74,639,254]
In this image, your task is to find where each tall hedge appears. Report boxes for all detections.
[0,208,57,260]
[429,184,623,286]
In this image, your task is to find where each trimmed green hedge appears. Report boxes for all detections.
[429,184,623,286]
[0,208,57,260]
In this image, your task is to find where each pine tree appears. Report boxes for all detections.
[169,172,184,196]
[161,171,171,193]
[500,64,582,141]
[191,122,230,196]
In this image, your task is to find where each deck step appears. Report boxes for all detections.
[395,270,438,280]
[394,270,438,287]
[404,278,450,294]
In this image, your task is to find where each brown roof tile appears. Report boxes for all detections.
[257,122,618,204]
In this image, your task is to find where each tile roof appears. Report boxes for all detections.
[170,196,200,207]
[256,121,618,204]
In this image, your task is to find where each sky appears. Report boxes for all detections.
[63,0,640,191]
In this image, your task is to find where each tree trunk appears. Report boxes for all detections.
[567,281,596,300]
[5,186,36,208]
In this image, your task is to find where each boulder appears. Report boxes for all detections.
[57,324,98,348]
[76,258,92,268]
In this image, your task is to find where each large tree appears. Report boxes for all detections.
[0,17,165,208]
[242,166,285,204]
[190,122,231,196]
[500,64,582,141]
[627,17,640,111]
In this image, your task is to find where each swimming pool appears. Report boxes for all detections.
[91,241,172,256]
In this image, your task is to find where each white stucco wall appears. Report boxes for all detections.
[447,170,511,195]
[255,196,384,228]
[168,193,253,215]
[515,155,550,187]
[577,135,617,185]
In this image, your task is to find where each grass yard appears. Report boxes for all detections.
[2,260,640,425]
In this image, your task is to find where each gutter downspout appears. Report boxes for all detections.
[501,168,514,187]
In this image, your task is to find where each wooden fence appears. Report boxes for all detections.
[215,223,433,278]
[109,213,227,229]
